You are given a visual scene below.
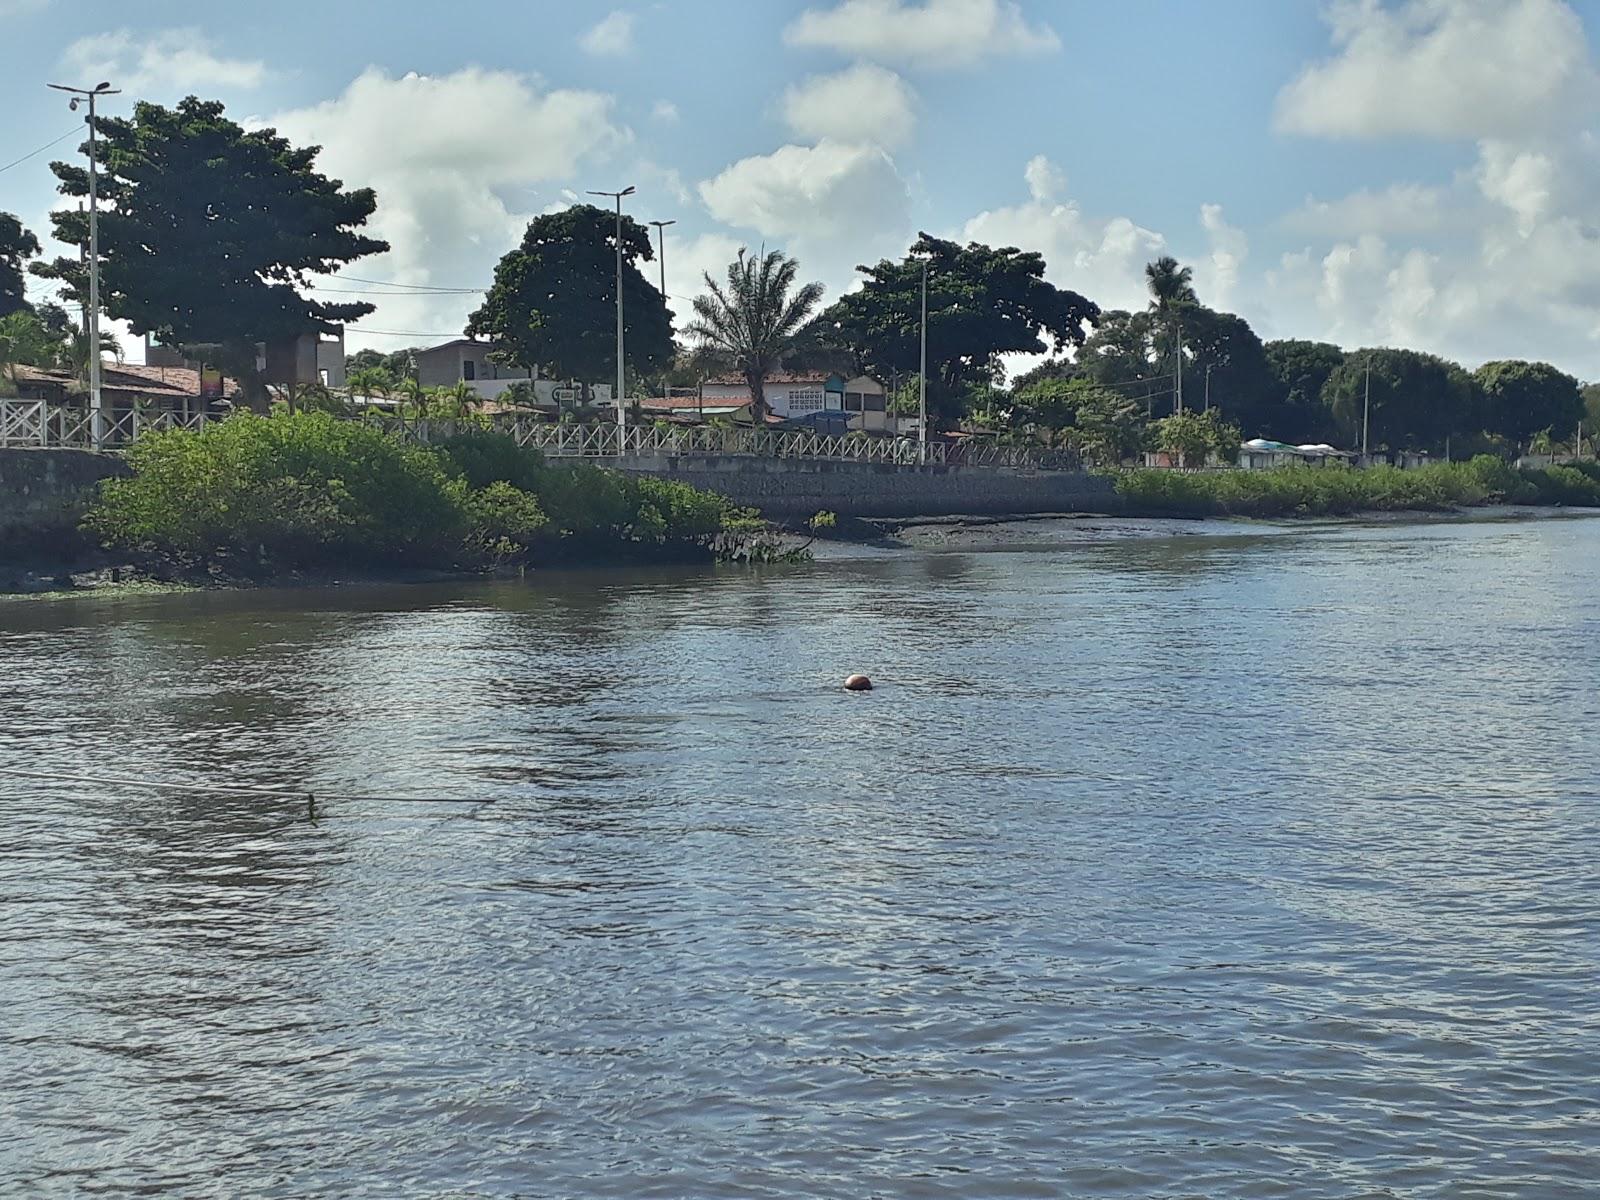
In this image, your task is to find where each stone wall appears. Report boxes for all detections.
[0,448,127,557]
[615,454,1121,520]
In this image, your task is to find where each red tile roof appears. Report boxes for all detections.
[640,394,750,410]
[14,363,240,399]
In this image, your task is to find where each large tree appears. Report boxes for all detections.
[467,204,672,396]
[33,97,386,408]
[818,233,1100,429]
[0,212,40,318]
[684,248,823,423]
[1264,340,1346,444]
[1474,360,1583,449]
[1323,349,1481,453]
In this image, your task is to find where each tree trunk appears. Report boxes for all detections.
[748,373,767,426]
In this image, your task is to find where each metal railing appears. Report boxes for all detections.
[0,397,1082,472]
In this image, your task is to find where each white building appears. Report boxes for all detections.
[411,338,610,405]
[701,372,892,430]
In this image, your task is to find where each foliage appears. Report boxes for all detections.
[1474,360,1583,447]
[1111,455,1598,518]
[1011,377,1132,460]
[1145,256,1196,311]
[33,97,386,410]
[818,233,1099,430]
[0,310,58,389]
[1264,340,1346,443]
[1150,413,1205,466]
[467,204,672,387]
[348,347,420,381]
[87,411,465,567]
[685,248,825,422]
[1322,349,1482,453]
[346,365,395,399]
[87,415,741,573]
[0,211,40,318]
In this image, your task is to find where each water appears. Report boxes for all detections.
[3,513,1598,1198]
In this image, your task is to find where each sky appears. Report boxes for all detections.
[3,0,1600,380]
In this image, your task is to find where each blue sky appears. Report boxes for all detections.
[3,0,1600,378]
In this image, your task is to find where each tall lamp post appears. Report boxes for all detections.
[587,185,635,442]
[648,219,675,303]
[919,259,929,465]
[48,80,119,451]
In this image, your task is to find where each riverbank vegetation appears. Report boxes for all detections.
[85,412,751,576]
[1114,457,1600,518]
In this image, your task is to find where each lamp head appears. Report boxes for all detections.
[95,81,112,92]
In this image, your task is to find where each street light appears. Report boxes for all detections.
[48,80,119,451]
[648,219,675,304]
[587,185,635,442]
[919,258,929,465]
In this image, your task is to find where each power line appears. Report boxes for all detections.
[327,275,486,294]
[0,127,80,175]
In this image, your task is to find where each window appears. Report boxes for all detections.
[788,388,824,413]
[462,359,476,381]
[864,393,887,412]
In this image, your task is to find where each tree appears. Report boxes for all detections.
[1583,383,1600,453]
[1174,306,1276,435]
[1474,360,1583,449]
[1071,309,1165,413]
[1265,340,1346,444]
[1151,411,1213,467]
[818,232,1100,429]
[467,204,672,395]
[0,212,40,318]
[33,97,387,410]
[1323,349,1481,452]
[346,365,394,400]
[1145,255,1196,312]
[685,248,824,423]
[1012,377,1141,461]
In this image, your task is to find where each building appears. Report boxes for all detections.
[1238,439,1358,470]
[700,372,892,430]
[409,338,615,407]
[14,362,240,414]
[145,330,347,389]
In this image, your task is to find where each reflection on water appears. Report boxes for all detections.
[3,515,1599,1197]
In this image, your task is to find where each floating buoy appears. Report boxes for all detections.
[844,674,873,692]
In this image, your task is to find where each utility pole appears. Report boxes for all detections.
[1362,355,1372,460]
[1204,363,1212,414]
[49,80,119,451]
[587,185,635,443]
[919,259,929,464]
[1174,323,1184,415]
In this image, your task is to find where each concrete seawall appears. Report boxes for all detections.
[614,454,1121,520]
[0,448,127,556]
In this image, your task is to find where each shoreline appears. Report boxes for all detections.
[6,504,1598,600]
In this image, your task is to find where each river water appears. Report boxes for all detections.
[3,513,1598,1198]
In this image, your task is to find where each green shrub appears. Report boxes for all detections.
[464,480,548,563]
[1527,465,1600,506]
[1112,457,1562,518]
[89,410,465,566]
[435,429,545,492]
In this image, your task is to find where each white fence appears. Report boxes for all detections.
[0,398,1082,472]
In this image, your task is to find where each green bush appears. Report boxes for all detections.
[435,429,545,492]
[1112,456,1577,518]
[90,410,465,566]
[87,412,740,573]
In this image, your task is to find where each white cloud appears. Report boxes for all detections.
[580,10,635,56]
[271,68,630,349]
[1282,183,1452,238]
[781,63,917,148]
[651,99,680,123]
[1198,204,1248,312]
[960,156,1165,315]
[699,139,910,242]
[784,0,1059,68]
[1275,0,1599,140]
[61,28,268,94]
[1475,141,1556,234]
[1023,154,1067,202]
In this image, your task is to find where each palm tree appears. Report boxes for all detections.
[686,248,824,424]
[1145,256,1195,413]
[1145,256,1196,312]
[345,365,394,406]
